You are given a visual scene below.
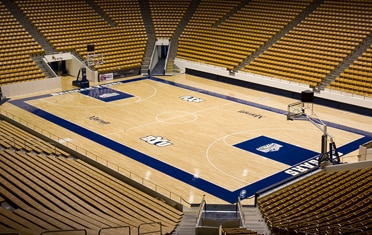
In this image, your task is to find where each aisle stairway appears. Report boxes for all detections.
[139,0,156,75]
[172,206,199,235]
[165,0,201,75]
[173,204,270,235]
[234,0,325,72]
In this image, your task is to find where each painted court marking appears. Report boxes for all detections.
[9,76,372,203]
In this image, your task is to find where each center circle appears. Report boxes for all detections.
[156,111,197,124]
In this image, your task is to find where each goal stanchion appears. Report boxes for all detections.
[287,90,340,167]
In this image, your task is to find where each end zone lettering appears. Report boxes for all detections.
[285,159,319,176]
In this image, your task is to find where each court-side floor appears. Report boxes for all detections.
[2,74,372,204]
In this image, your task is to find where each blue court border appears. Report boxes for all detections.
[9,76,372,203]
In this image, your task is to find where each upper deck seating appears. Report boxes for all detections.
[16,0,147,74]
[242,0,372,88]
[177,0,313,71]
[0,1,45,85]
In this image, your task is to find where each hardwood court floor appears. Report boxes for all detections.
[1,74,371,205]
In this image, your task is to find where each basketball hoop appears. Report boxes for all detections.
[287,90,340,166]
[287,101,312,121]
[86,52,104,67]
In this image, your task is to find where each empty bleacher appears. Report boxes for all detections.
[1,0,371,100]
[0,1,45,86]
[258,166,372,234]
[1,1,372,234]
[0,120,70,157]
[177,0,247,70]
[242,0,372,88]
[329,46,372,97]
[177,0,313,71]
[15,0,147,74]
[148,0,192,39]
[0,119,183,235]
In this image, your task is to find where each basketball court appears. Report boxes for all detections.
[1,74,371,204]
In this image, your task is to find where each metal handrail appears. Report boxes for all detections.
[237,197,246,227]
[195,195,206,226]
[163,40,171,74]
[148,41,158,74]
[99,226,130,235]
[138,222,162,235]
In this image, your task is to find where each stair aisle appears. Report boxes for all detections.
[172,206,198,235]
[243,206,270,235]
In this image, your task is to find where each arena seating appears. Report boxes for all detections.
[177,0,250,70]
[93,0,144,28]
[15,0,147,74]
[177,0,313,71]
[1,1,372,233]
[1,0,370,98]
[258,166,372,234]
[329,46,372,97]
[0,1,45,85]
[148,0,192,39]
[0,119,183,234]
[0,120,70,157]
[242,0,372,87]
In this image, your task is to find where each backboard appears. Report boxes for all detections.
[287,101,313,121]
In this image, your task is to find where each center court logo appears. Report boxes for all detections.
[256,143,283,153]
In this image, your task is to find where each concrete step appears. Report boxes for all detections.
[243,206,270,235]
[172,207,198,235]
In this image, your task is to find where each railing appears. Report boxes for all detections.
[148,41,158,74]
[0,109,187,205]
[99,226,130,235]
[237,197,246,227]
[138,222,162,235]
[195,195,206,227]
[164,40,171,74]
[324,86,372,101]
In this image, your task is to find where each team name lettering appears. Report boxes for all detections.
[285,159,319,176]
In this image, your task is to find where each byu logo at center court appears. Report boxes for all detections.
[256,143,283,153]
